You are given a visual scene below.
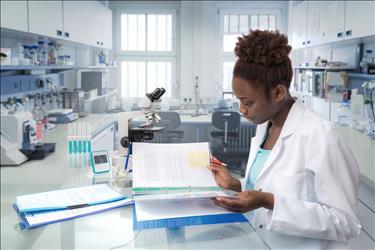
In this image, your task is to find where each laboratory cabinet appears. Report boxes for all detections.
[290,1,375,49]
[28,1,64,39]
[63,1,112,49]
[0,0,112,50]
[0,1,28,32]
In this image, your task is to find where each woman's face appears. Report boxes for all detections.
[232,77,278,124]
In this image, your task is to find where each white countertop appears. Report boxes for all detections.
[0,114,267,249]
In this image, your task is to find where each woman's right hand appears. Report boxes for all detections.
[207,158,242,192]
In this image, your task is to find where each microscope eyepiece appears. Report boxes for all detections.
[146,87,166,102]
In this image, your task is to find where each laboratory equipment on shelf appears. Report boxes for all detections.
[0,111,55,166]
[115,88,166,172]
[362,80,375,138]
[47,108,78,123]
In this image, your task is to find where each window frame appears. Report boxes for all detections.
[218,9,282,96]
[115,9,177,57]
[117,56,176,98]
[114,8,179,98]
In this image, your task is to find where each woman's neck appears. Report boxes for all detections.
[270,94,295,129]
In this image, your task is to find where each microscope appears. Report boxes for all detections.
[117,88,166,158]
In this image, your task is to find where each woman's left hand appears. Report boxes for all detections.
[213,191,274,213]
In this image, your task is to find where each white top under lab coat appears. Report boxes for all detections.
[243,99,361,249]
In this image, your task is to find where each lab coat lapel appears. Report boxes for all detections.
[256,100,306,184]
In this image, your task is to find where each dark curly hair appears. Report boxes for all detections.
[233,30,293,95]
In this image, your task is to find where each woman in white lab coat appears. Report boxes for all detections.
[208,30,361,249]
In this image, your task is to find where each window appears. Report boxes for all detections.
[121,60,172,97]
[116,11,176,98]
[219,11,280,96]
[222,13,277,52]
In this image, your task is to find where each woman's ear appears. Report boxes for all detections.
[273,84,287,102]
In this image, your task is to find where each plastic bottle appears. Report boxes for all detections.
[30,46,39,65]
[37,40,48,65]
[361,49,374,74]
[48,42,57,64]
[337,90,352,128]
[350,89,364,130]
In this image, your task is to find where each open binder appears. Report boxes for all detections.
[13,184,133,229]
[131,142,248,229]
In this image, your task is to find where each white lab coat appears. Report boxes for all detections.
[243,99,361,249]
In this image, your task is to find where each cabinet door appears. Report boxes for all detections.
[28,1,63,39]
[291,1,308,49]
[306,1,321,46]
[90,2,112,49]
[100,6,113,50]
[63,1,96,46]
[0,1,28,32]
[345,1,375,39]
[319,1,345,43]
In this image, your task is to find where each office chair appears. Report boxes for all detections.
[210,111,244,176]
[157,111,184,143]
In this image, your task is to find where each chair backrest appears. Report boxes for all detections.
[211,111,240,131]
[158,111,182,130]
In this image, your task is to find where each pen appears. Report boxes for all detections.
[210,158,228,167]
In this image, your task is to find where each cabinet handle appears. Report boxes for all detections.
[307,40,310,44]
[346,30,352,37]
[97,41,100,45]
[337,32,343,38]
[100,42,103,46]
[56,30,62,36]
[302,41,306,45]
[64,32,70,38]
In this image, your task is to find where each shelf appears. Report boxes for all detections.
[347,73,375,80]
[293,66,356,70]
[0,65,77,71]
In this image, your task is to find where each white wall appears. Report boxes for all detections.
[109,1,289,104]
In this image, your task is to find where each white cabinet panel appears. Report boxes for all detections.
[28,0,63,39]
[63,1,95,46]
[349,230,375,250]
[64,1,112,49]
[317,1,345,44]
[0,1,28,32]
[96,5,112,50]
[291,1,308,49]
[345,1,375,39]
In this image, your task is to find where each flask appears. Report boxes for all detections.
[337,90,352,127]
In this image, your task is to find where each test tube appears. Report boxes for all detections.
[77,122,82,154]
[82,122,87,154]
[68,123,73,154]
[72,123,77,154]
[87,123,92,153]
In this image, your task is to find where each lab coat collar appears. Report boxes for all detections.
[254,98,305,184]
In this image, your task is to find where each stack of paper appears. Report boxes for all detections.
[13,184,133,229]
[131,142,247,230]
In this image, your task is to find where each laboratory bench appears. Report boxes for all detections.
[1,113,374,249]
[0,114,268,249]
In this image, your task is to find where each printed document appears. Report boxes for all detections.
[135,197,234,222]
[16,184,126,212]
[132,142,217,189]
[21,198,133,228]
